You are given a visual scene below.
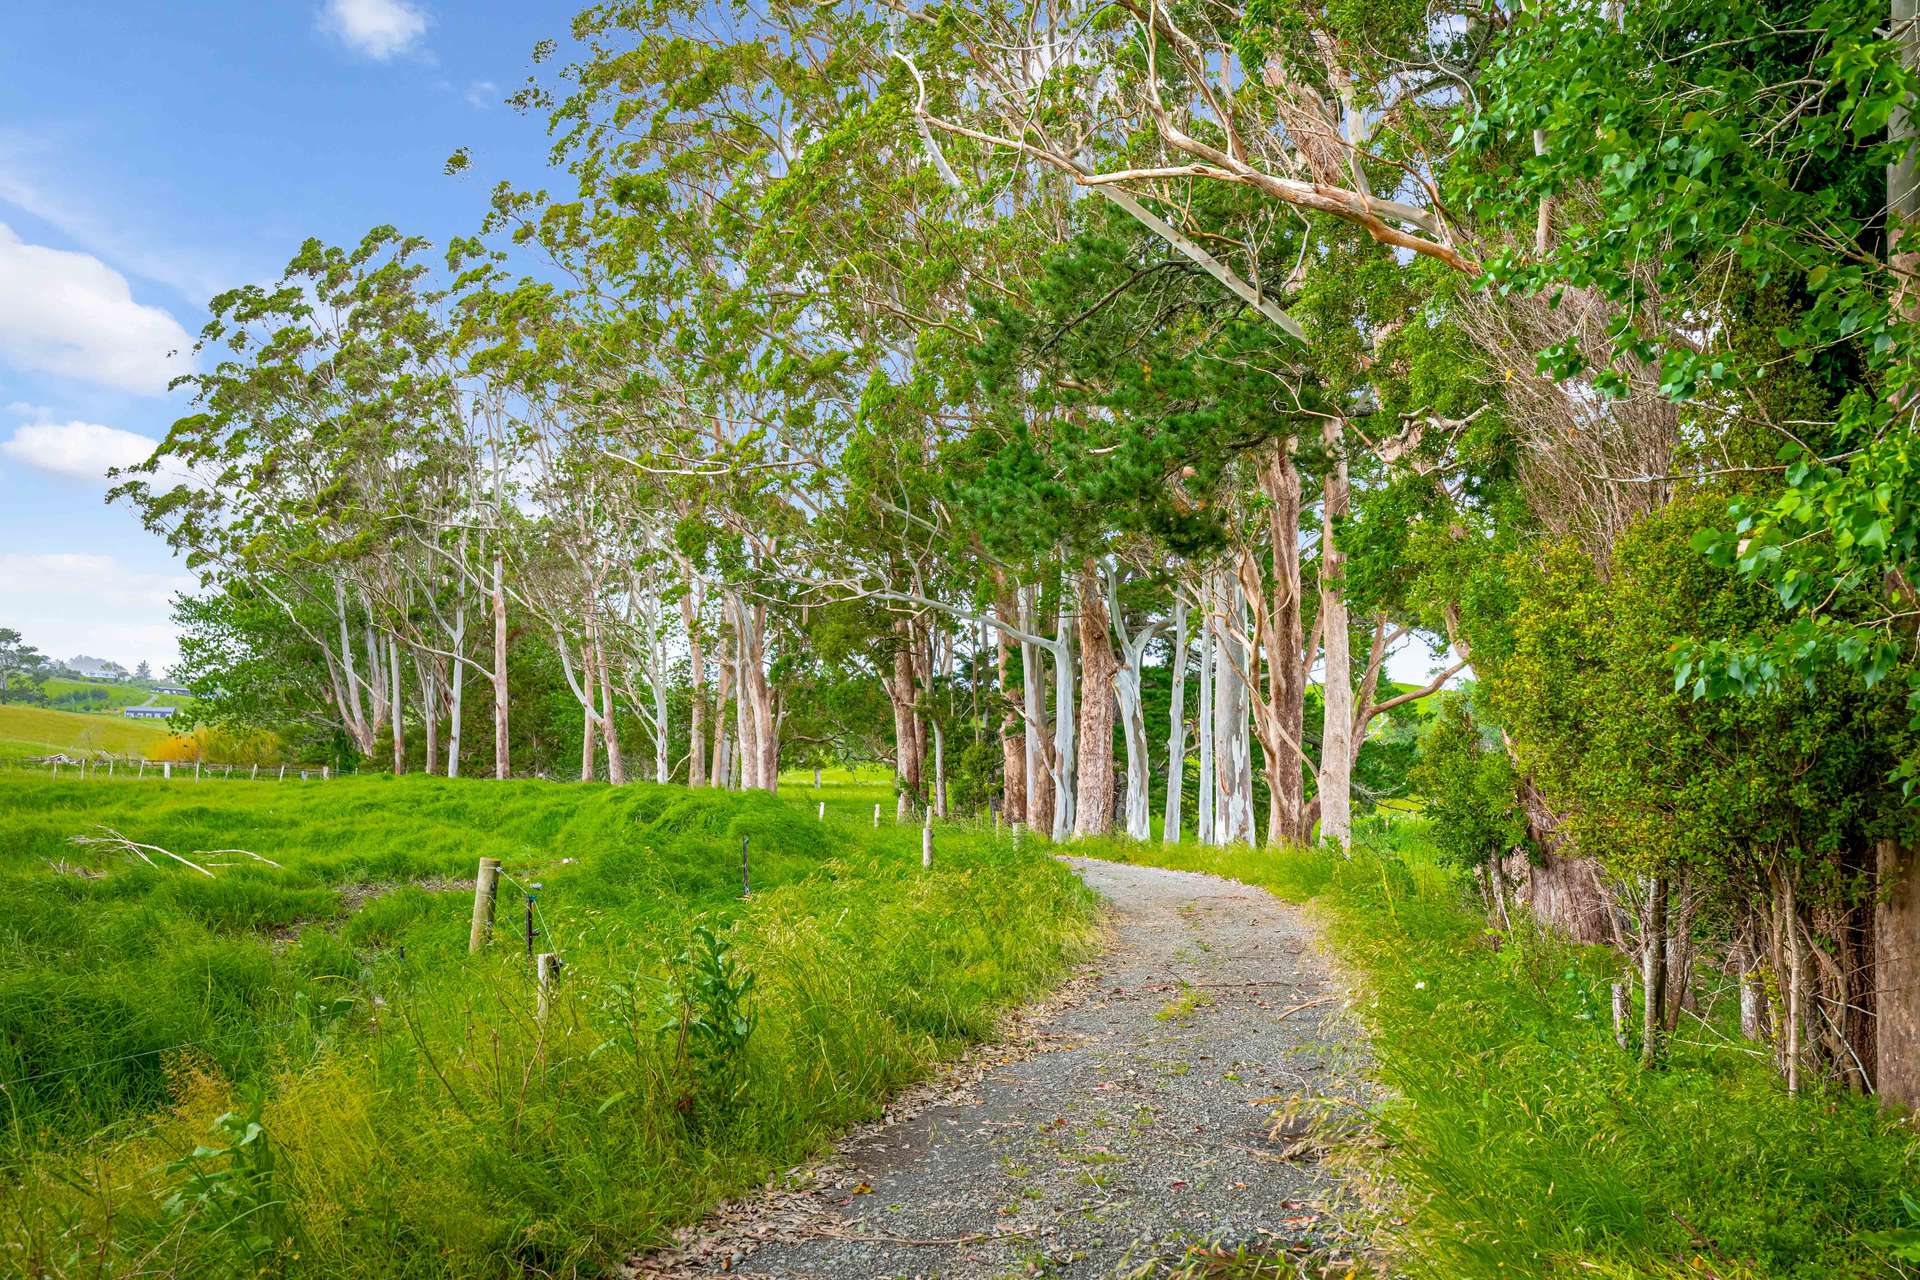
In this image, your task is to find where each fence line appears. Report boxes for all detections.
[1,754,332,781]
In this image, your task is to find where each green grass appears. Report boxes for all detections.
[1091,821,1920,1279]
[0,774,1097,1278]
[0,704,176,759]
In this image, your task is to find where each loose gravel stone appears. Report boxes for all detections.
[632,856,1369,1279]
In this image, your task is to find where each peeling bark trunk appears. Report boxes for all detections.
[1641,875,1669,1068]
[1316,417,1353,849]
[1213,574,1256,845]
[593,618,626,785]
[1017,586,1054,836]
[1074,561,1117,839]
[891,625,922,810]
[993,582,1026,821]
[1877,837,1920,1106]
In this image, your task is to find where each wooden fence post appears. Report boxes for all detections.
[469,857,502,953]
[322,766,330,780]
[741,835,751,898]
[537,953,561,1021]
[1612,983,1631,1050]
[278,765,285,781]
[251,764,258,781]
[922,822,933,869]
[817,801,825,821]
[872,803,879,828]
[194,762,201,782]
[162,762,172,780]
[138,760,146,779]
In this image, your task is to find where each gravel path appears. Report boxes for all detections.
[635,856,1367,1279]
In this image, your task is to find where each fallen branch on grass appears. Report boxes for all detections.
[197,847,282,867]
[69,826,215,877]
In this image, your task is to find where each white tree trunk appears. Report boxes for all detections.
[388,634,405,775]
[492,552,509,780]
[1050,604,1078,841]
[1164,599,1188,843]
[1214,574,1256,845]
[1197,593,1215,846]
[446,603,466,779]
[414,650,437,776]
[1018,587,1050,837]
[932,720,947,818]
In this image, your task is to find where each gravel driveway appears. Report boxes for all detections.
[633,855,1367,1279]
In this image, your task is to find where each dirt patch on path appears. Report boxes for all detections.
[633,856,1369,1279]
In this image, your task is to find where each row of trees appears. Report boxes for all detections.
[124,0,1920,1103]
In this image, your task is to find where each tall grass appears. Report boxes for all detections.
[1096,820,1919,1279]
[0,775,1096,1278]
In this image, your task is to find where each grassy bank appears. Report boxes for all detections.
[0,775,1095,1278]
[1089,823,1919,1279]
[0,704,174,760]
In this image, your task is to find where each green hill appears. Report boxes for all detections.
[0,703,176,759]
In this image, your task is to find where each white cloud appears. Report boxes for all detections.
[465,80,499,109]
[1,420,161,483]
[0,223,192,395]
[321,0,429,60]
[0,553,193,671]
[0,135,238,305]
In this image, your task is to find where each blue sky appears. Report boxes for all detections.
[0,0,567,671]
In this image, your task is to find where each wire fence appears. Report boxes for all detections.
[0,754,333,781]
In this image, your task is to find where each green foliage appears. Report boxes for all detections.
[1406,690,1523,871]
[660,923,757,1122]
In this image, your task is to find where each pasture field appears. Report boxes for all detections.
[0,703,175,760]
[0,774,1095,1278]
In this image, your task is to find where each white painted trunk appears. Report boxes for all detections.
[414,650,437,776]
[932,720,947,818]
[1213,575,1256,845]
[1164,600,1188,844]
[1197,597,1215,845]
[492,553,509,780]
[388,634,404,775]
[1116,660,1152,839]
[446,606,466,779]
[1051,606,1078,842]
[1018,588,1049,837]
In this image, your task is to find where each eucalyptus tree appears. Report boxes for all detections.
[115,229,457,764]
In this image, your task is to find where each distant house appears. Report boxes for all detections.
[66,655,131,681]
[155,685,192,697]
[123,706,176,720]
